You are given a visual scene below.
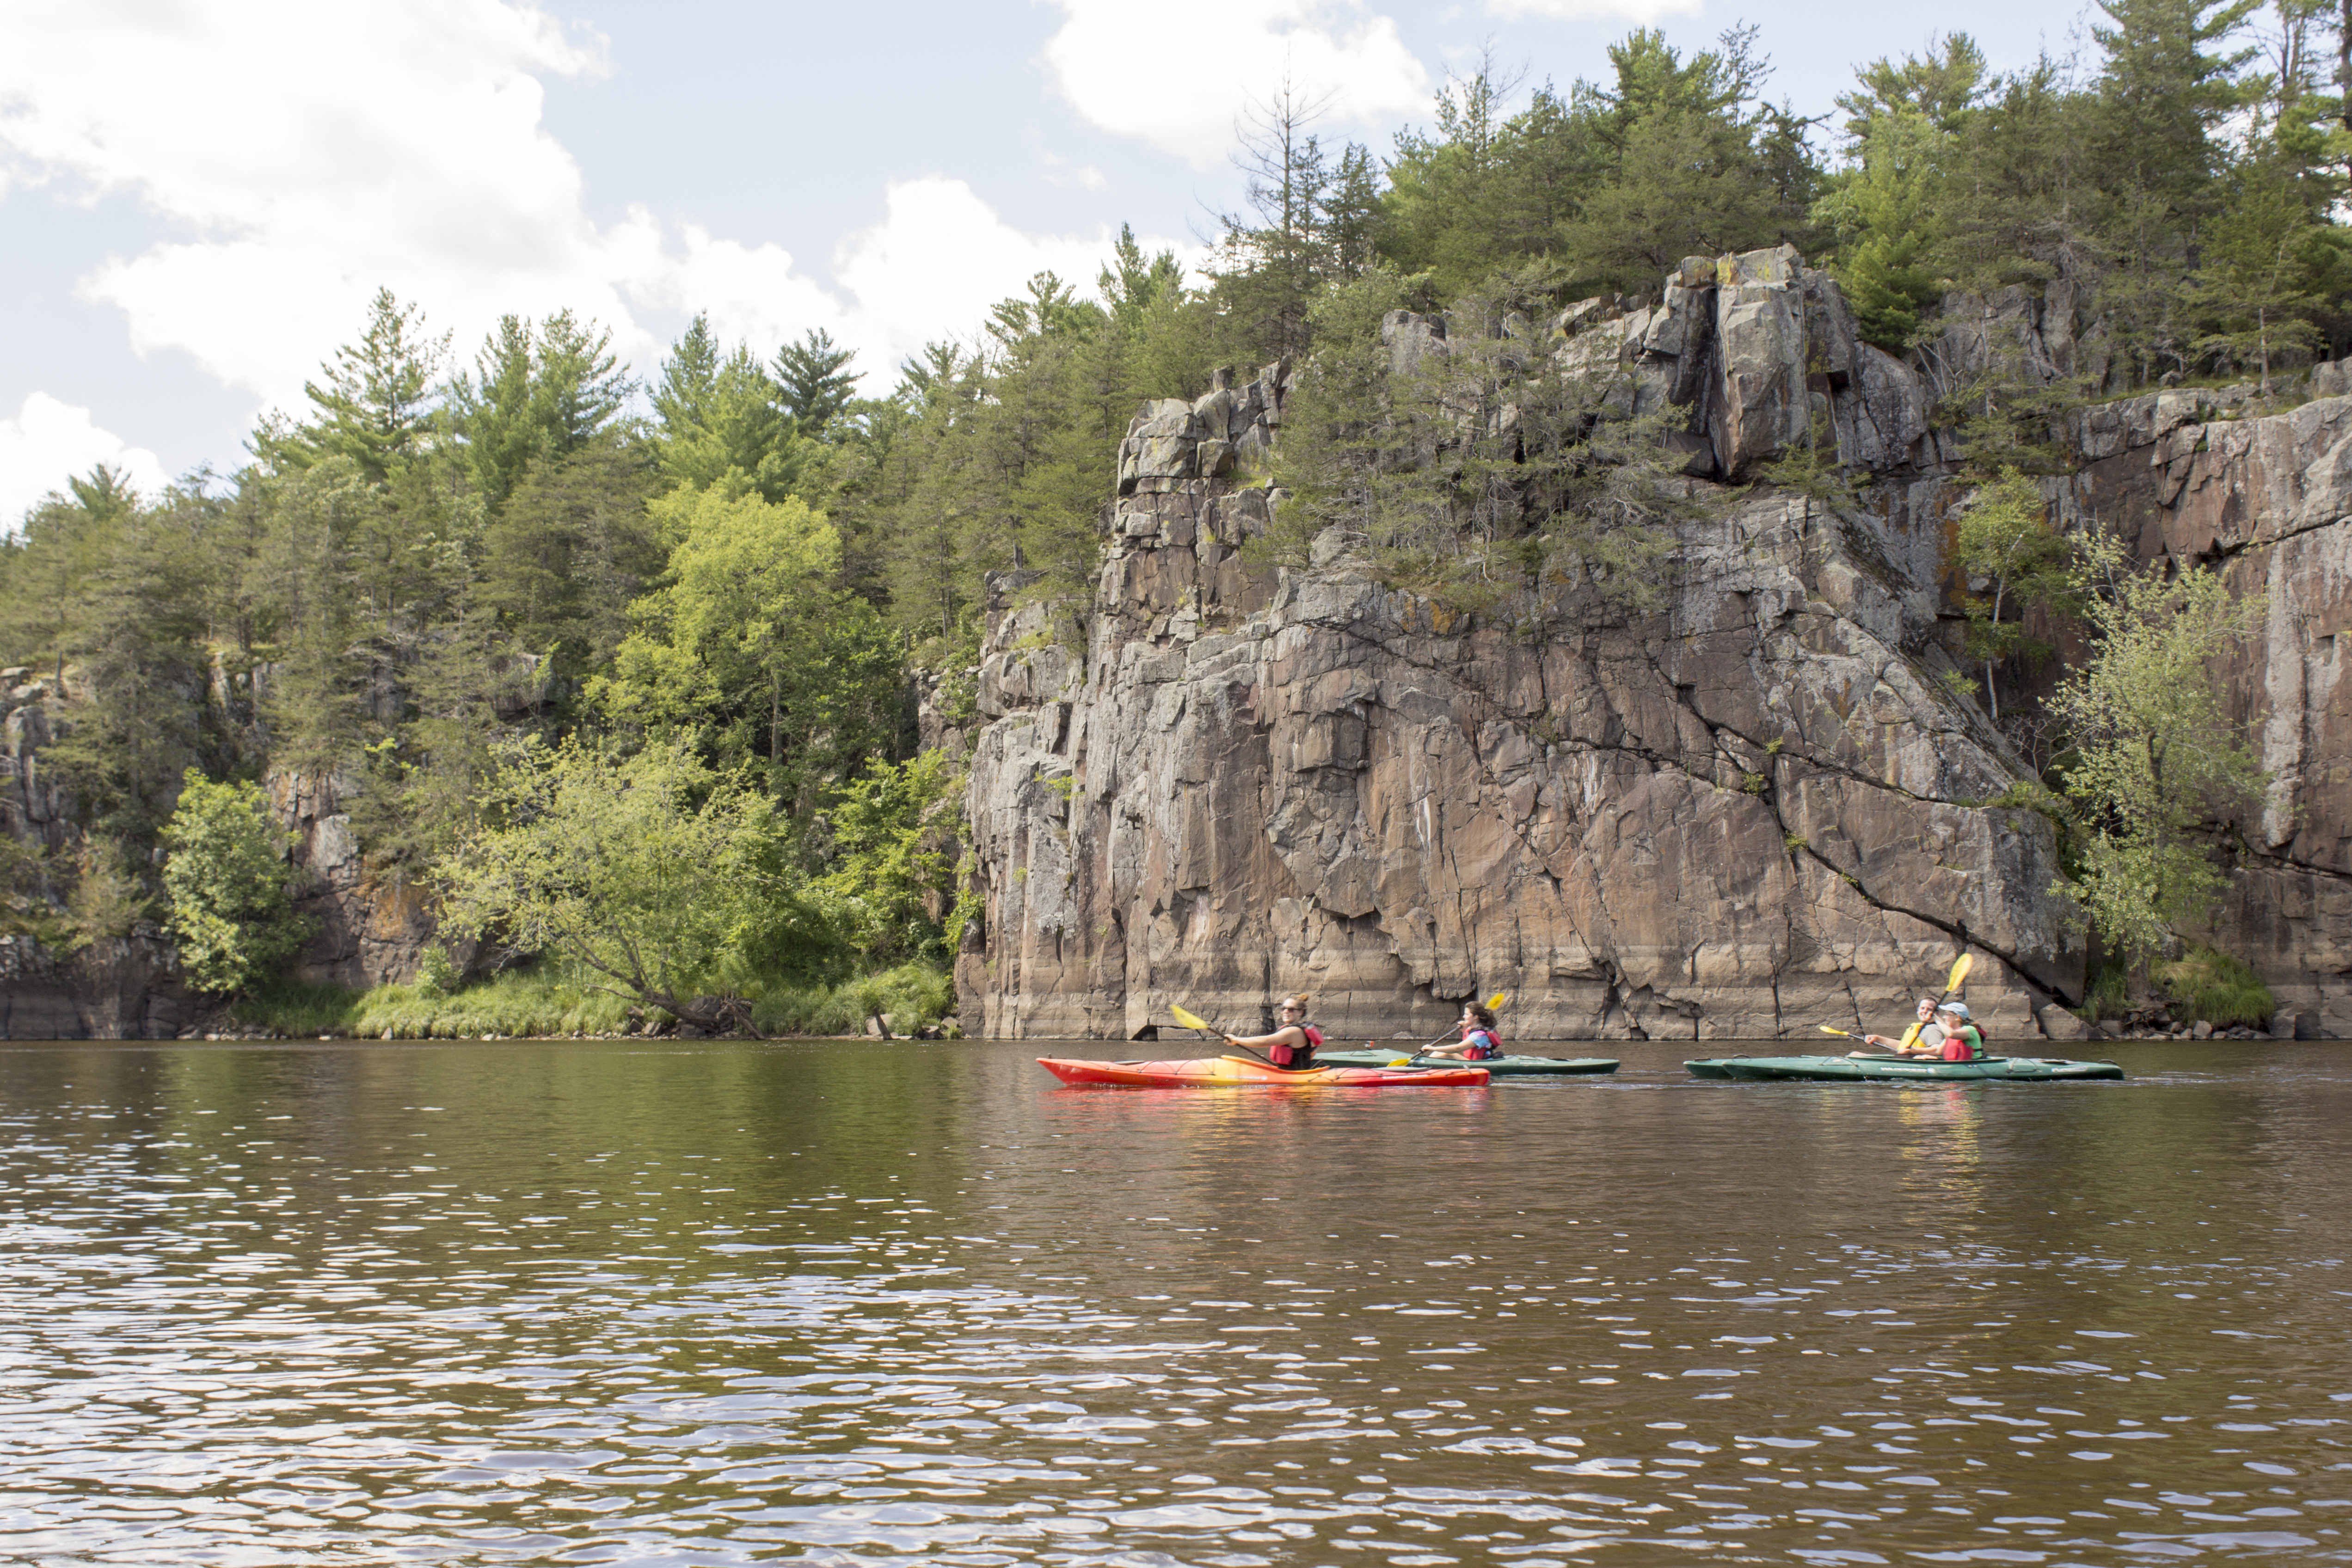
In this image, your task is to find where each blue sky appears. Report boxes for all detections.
[0,0,2094,522]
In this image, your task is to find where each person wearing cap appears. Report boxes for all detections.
[1863,997,1946,1055]
[1933,1002,1986,1061]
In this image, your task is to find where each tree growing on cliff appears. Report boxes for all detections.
[2050,542,2266,961]
[1266,265,1688,621]
[160,772,309,994]
[1954,468,2075,719]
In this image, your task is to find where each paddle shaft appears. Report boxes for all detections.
[1167,1003,1282,1066]
[1410,991,1513,1060]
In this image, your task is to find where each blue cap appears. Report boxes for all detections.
[1937,1001,1971,1020]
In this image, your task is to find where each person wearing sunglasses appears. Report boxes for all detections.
[1224,994,1323,1070]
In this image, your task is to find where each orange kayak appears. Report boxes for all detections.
[1037,1053,1490,1088]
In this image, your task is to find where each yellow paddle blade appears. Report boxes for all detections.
[1169,1003,1214,1033]
[1945,952,1974,994]
[1486,991,1509,1009]
[1818,1024,1853,1037]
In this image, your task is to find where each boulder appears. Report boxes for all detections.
[2036,1002,2091,1042]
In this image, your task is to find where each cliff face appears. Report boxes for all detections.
[0,932,198,1039]
[270,768,445,989]
[961,248,2092,1042]
[2062,378,2352,1033]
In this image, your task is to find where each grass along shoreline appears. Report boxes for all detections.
[228,959,959,1041]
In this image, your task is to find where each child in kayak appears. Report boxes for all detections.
[1421,1001,1503,1061]
[1224,995,1323,1070]
[1862,997,1945,1056]
[1933,1002,1987,1060]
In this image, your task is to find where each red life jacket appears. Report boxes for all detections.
[1461,1027,1502,1061]
[1267,1024,1323,1070]
[1939,1025,1986,1061]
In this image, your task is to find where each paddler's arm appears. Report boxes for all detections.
[1224,1025,1309,1051]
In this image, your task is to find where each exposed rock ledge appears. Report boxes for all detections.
[960,248,2088,1040]
[0,933,199,1039]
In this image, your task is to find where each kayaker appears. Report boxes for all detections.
[1863,997,1945,1056]
[1933,1002,1987,1061]
[1224,995,1323,1070]
[1421,1001,1503,1061]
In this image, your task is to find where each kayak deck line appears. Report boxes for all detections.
[1037,1054,1490,1088]
[1313,1050,1619,1076]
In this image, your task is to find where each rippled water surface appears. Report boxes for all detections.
[0,1037,2347,1565]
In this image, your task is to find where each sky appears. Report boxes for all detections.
[0,0,2092,524]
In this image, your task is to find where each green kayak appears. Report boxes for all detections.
[1684,1052,2124,1082]
[1315,1050,1620,1076]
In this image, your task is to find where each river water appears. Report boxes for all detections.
[0,1037,2345,1566]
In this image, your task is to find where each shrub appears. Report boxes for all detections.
[2154,945,2275,1029]
[160,771,309,993]
[415,943,460,998]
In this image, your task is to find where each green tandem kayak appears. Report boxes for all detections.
[1684,1053,2124,1082]
[1314,1050,1620,1076]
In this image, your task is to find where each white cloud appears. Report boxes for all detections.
[0,394,172,528]
[1485,0,1701,19]
[1040,152,1110,191]
[1039,0,1431,168]
[0,0,1195,423]
[831,176,1179,372]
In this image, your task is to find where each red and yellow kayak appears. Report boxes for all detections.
[1037,1053,1490,1088]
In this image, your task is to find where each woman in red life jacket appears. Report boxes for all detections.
[1223,995,1324,1070]
[1421,1001,1503,1061]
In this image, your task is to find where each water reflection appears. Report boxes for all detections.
[0,1038,2344,1563]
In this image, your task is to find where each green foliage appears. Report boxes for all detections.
[1953,467,2076,719]
[228,956,957,1040]
[160,771,309,994]
[1818,110,1949,350]
[2153,942,2276,1027]
[649,317,807,502]
[449,309,635,512]
[596,486,903,810]
[0,836,62,941]
[2050,542,2267,960]
[775,328,859,441]
[14,10,2352,1039]
[435,737,808,1030]
[1758,412,1864,503]
[258,289,447,483]
[415,942,459,998]
[1269,266,1692,622]
[65,841,147,951]
[14,471,215,844]
[2082,962,2132,1021]
[816,750,968,965]
[749,960,957,1039]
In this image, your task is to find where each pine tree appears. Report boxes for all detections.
[265,289,448,483]
[775,328,859,440]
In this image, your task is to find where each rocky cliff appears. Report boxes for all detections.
[961,247,2103,1042]
[2062,376,2352,1034]
[271,768,446,989]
